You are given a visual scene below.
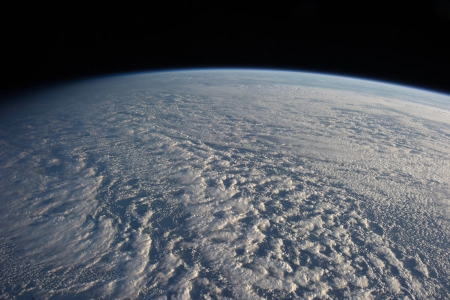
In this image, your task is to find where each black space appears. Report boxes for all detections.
[2,1,450,101]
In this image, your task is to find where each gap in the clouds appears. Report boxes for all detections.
[354,258,370,278]
[370,222,384,236]
[188,280,211,300]
[279,199,294,209]
[321,245,333,257]
[254,240,271,257]
[389,245,405,261]
[350,232,366,248]
[254,286,283,299]
[403,258,427,279]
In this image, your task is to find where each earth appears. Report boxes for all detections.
[1,69,449,299]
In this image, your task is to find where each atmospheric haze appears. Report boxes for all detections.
[1,70,450,299]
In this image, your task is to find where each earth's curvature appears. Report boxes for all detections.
[1,69,450,299]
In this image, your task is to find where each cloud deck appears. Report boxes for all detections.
[0,70,449,299]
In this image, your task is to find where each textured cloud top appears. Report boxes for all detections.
[1,70,449,299]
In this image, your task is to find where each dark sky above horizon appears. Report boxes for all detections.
[2,1,450,98]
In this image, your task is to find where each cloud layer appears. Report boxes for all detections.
[1,70,449,299]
